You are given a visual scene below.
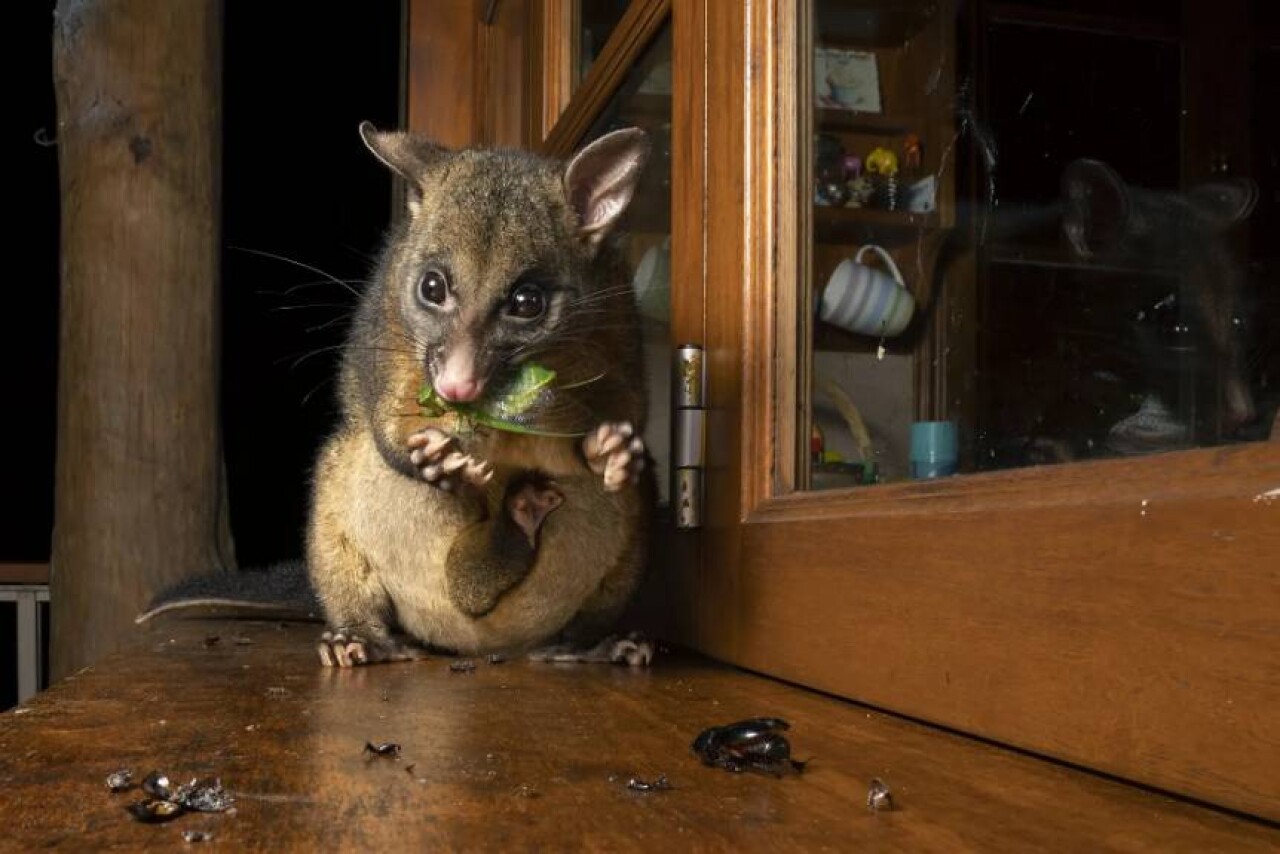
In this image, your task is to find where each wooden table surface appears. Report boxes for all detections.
[1,618,1275,851]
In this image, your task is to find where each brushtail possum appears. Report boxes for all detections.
[140,124,655,667]
[1061,159,1259,433]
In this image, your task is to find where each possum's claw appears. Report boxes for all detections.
[408,427,492,490]
[582,422,646,492]
[317,630,425,667]
[317,631,368,667]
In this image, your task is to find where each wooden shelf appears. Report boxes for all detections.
[816,109,915,135]
[985,242,1181,278]
[815,205,942,243]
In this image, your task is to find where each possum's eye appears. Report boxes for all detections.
[416,269,450,307]
[506,282,546,320]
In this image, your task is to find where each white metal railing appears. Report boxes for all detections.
[0,584,49,703]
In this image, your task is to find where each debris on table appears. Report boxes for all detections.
[449,659,477,674]
[127,799,184,823]
[142,771,175,800]
[626,774,673,792]
[867,777,894,812]
[202,635,220,648]
[692,717,806,776]
[123,772,234,824]
[364,741,401,758]
[486,654,506,665]
[106,768,134,792]
[182,829,213,843]
[174,778,234,813]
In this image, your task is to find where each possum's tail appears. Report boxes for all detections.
[135,559,322,624]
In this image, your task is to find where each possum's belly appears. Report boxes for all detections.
[365,503,618,654]
[342,438,620,654]
[378,497,622,653]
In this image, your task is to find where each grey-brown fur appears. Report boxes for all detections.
[306,124,653,665]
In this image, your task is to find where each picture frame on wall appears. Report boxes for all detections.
[815,47,882,113]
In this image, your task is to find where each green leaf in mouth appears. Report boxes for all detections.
[418,362,585,437]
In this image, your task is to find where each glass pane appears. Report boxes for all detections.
[800,0,1279,490]
[575,1,633,89]
[582,24,673,502]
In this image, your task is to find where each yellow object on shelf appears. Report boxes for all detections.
[865,147,899,177]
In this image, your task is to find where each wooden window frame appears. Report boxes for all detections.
[535,0,670,156]
[532,0,1279,822]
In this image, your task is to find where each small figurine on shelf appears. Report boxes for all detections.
[842,154,863,180]
[840,152,873,208]
[903,133,922,173]
[814,133,849,207]
[845,175,875,208]
[865,146,899,211]
[816,175,850,207]
[865,147,898,176]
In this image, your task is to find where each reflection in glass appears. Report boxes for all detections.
[802,0,1278,491]
[581,25,673,501]
[576,1,632,88]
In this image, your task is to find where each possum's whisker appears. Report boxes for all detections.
[270,303,356,313]
[554,371,607,391]
[280,344,347,371]
[230,246,364,299]
[307,315,356,334]
[300,377,335,408]
[258,278,372,298]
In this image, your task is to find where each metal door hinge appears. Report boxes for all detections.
[674,344,706,529]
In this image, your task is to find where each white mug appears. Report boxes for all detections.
[632,237,670,321]
[818,245,915,337]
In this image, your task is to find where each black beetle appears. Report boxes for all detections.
[691,717,805,775]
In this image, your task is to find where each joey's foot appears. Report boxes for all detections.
[582,422,645,493]
[527,632,654,667]
[316,631,426,667]
[407,427,492,491]
[508,478,565,545]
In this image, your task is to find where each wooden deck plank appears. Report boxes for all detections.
[0,618,1274,850]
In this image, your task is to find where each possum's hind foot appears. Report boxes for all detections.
[528,632,654,667]
[582,422,645,493]
[317,630,426,667]
[407,427,492,491]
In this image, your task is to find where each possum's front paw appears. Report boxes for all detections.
[582,422,645,492]
[316,630,425,667]
[407,427,493,491]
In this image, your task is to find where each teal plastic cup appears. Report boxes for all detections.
[910,421,958,479]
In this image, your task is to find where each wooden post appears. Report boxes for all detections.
[51,0,230,678]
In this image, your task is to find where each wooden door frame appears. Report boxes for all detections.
[685,0,1280,821]
[485,0,1277,819]
[536,0,671,156]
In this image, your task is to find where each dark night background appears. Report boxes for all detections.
[5,3,403,704]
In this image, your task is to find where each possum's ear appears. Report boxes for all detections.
[1061,158,1129,257]
[1187,177,1258,231]
[564,128,650,248]
[359,121,445,217]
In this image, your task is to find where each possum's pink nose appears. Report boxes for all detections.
[435,377,484,403]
